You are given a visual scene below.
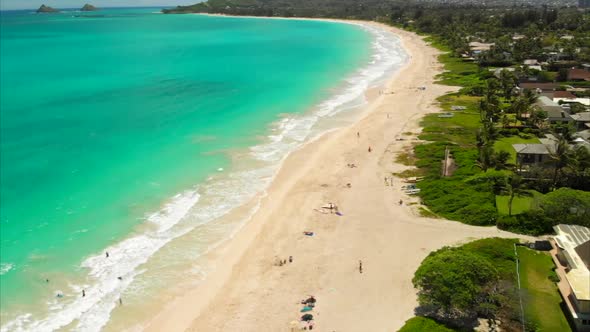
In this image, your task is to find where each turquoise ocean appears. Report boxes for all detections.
[0,7,407,331]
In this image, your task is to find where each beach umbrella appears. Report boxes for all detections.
[301,314,313,321]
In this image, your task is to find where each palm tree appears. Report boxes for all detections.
[565,145,590,189]
[548,136,572,188]
[502,175,531,216]
[493,151,511,170]
[499,69,517,100]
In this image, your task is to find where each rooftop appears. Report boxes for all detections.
[469,41,494,51]
[554,224,590,248]
[571,112,590,122]
[568,69,590,81]
[553,91,576,99]
[537,95,560,107]
[519,82,559,91]
[513,143,550,155]
[553,224,590,301]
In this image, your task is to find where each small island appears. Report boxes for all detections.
[36,4,59,13]
[81,4,99,11]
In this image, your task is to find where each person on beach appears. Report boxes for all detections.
[82,289,86,297]
[289,256,293,263]
[368,146,372,153]
[399,199,403,206]
[105,252,109,258]
[119,298,123,306]
[359,260,363,274]
[357,132,360,138]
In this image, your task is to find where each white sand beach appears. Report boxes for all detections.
[141,21,530,332]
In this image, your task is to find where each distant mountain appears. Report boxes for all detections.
[81,4,99,11]
[37,4,59,13]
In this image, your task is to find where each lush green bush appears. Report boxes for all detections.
[413,248,500,319]
[497,209,553,236]
[540,188,590,227]
[412,238,518,327]
[398,317,457,332]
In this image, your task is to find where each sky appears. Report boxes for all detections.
[0,0,199,10]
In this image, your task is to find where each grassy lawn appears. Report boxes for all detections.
[493,135,541,164]
[496,190,543,215]
[517,247,571,332]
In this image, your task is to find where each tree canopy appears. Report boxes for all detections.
[413,246,500,320]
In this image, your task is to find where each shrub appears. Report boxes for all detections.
[413,248,500,320]
[497,209,553,235]
[541,188,590,227]
[398,317,457,332]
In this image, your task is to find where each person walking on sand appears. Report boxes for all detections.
[368,146,372,153]
[82,289,86,297]
[357,132,360,138]
[359,260,363,274]
[399,199,403,206]
[119,298,123,306]
[289,256,293,263]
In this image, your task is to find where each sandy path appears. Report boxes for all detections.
[144,23,530,332]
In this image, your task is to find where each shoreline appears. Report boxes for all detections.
[0,15,403,332]
[135,17,532,332]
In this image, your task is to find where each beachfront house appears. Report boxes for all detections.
[551,224,590,332]
[512,135,560,168]
[513,143,551,166]
[535,96,573,124]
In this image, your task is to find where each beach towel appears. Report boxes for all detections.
[300,306,313,312]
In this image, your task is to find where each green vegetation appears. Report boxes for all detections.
[434,53,483,88]
[412,238,522,330]
[517,247,571,332]
[540,188,590,227]
[398,317,456,332]
[495,190,542,215]
[493,135,541,164]
[410,238,571,331]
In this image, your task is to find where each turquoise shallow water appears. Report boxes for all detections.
[0,7,379,329]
